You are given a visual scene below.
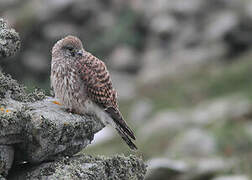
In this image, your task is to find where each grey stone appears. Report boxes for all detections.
[138,110,187,141]
[212,175,249,180]
[150,14,178,35]
[22,52,49,72]
[169,0,205,15]
[145,158,189,180]
[180,158,234,180]
[0,18,20,58]
[167,128,217,158]
[109,46,138,72]
[0,96,104,163]
[146,157,233,180]
[204,11,238,41]
[42,22,79,40]
[20,97,104,163]
[0,145,14,177]
[110,72,137,101]
[9,154,146,180]
[190,96,251,126]
[129,98,152,124]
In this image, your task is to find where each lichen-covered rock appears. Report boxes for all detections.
[0,145,14,177]
[9,154,146,180]
[0,71,45,102]
[16,97,104,163]
[0,18,20,58]
[0,96,104,164]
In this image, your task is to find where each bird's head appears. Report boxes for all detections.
[52,35,85,60]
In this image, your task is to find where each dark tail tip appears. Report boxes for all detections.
[105,107,136,140]
[116,127,138,150]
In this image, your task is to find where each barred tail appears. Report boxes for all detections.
[105,107,137,150]
[115,126,137,150]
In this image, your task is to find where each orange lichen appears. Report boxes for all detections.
[5,109,10,113]
[52,101,62,105]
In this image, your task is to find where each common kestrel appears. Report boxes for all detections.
[51,36,137,150]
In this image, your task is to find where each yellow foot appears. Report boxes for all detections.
[52,101,62,105]
[0,107,11,113]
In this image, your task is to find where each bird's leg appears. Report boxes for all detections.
[52,100,62,105]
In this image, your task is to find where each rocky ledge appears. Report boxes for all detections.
[0,18,146,180]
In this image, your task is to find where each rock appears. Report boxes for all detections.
[110,72,137,100]
[150,14,178,35]
[0,145,14,177]
[145,158,189,180]
[42,22,79,40]
[22,51,48,73]
[190,96,251,126]
[167,128,217,158]
[146,157,234,180]
[138,110,187,141]
[0,96,104,163]
[0,71,45,102]
[189,158,234,180]
[9,154,146,180]
[205,11,238,41]
[109,46,139,73]
[169,0,205,15]
[129,98,152,124]
[0,18,20,58]
[212,175,249,180]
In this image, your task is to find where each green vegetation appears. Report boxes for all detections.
[139,52,252,111]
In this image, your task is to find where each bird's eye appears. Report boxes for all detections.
[66,46,74,51]
[64,46,76,57]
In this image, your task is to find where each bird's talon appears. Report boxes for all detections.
[0,107,11,113]
[52,100,62,105]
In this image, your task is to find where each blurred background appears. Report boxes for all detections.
[1,0,252,179]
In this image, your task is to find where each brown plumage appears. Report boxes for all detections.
[51,35,137,150]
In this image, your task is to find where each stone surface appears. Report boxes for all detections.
[167,128,217,158]
[0,18,20,58]
[9,154,146,180]
[0,96,104,163]
[129,98,153,124]
[109,46,139,73]
[187,158,234,180]
[212,175,250,180]
[23,97,104,163]
[0,145,14,177]
[145,158,189,180]
[146,157,233,180]
[0,71,45,102]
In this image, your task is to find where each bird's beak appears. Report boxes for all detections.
[77,50,84,56]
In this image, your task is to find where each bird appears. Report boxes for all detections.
[51,35,137,150]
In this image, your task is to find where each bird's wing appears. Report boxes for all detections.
[78,53,137,150]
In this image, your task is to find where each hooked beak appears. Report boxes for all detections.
[77,50,84,56]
